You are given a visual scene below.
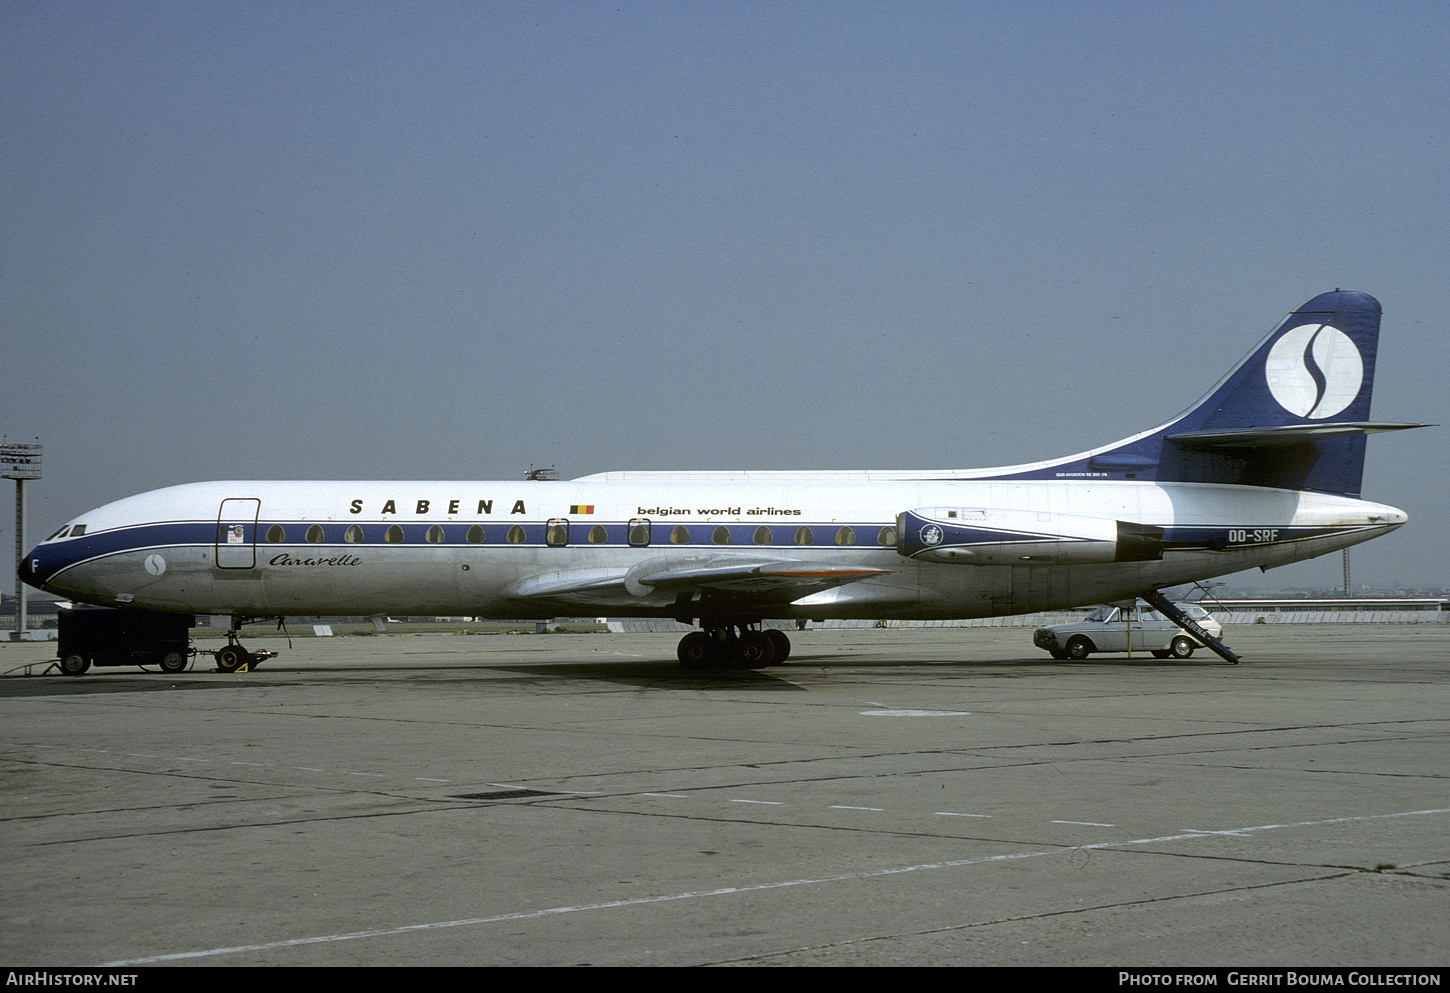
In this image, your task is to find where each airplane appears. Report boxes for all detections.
[19,289,1427,673]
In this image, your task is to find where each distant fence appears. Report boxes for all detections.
[614,601,1448,632]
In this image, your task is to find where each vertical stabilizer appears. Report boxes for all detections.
[997,291,1419,496]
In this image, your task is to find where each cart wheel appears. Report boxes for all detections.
[60,654,91,676]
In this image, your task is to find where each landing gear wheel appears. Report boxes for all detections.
[60,654,91,676]
[1065,636,1093,660]
[765,630,791,664]
[677,632,712,669]
[737,631,776,668]
[1169,636,1195,659]
[158,651,188,674]
[216,645,250,673]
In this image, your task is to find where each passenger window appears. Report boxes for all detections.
[793,526,814,545]
[712,526,731,545]
[835,526,856,546]
[588,525,608,544]
[426,525,445,544]
[753,526,771,545]
[670,525,690,545]
[466,525,485,544]
[345,525,365,543]
[385,525,404,543]
[628,518,650,547]
[266,525,286,543]
[877,526,896,546]
[546,519,569,546]
[305,525,325,543]
[506,525,526,544]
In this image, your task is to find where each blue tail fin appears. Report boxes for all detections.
[999,291,1422,496]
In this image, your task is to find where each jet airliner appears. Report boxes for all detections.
[20,290,1425,671]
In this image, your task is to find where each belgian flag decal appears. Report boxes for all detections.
[569,505,594,515]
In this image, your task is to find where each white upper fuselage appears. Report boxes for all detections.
[26,473,1405,621]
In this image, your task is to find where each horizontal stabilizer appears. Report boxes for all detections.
[1166,422,1432,449]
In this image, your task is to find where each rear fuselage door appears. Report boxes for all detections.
[216,498,261,569]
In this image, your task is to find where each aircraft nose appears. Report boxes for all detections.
[17,546,44,588]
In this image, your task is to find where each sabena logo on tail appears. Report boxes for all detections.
[1265,323,1364,420]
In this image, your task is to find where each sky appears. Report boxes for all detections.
[3,0,1447,594]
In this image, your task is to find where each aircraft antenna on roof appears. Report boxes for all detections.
[524,466,558,481]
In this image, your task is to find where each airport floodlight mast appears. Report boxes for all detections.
[3,441,41,641]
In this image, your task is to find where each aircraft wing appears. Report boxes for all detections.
[507,553,891,610]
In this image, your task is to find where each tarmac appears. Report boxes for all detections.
[1,624,1446,967]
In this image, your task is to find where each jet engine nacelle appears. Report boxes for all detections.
[896,508,1163,565]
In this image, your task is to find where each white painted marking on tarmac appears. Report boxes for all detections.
[831,805,883,811]
[100,807,1450,966]
[1053,820,1115,827]
[860,709,970,717]
[415,778,449,783]
[349,772,386,778]
[1181,827,1255,837]
[230,762,266,768]
[936,812,991,818]
[642,793,689,798]
[730,799,783,805]
[292,767,323,772]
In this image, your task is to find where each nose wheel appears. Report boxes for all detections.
[213,640,278,673]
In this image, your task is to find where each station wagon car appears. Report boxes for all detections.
[1033,601,1222,659]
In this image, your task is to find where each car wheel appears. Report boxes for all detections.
[1170,636,1195,659]
[1065,636,1093,660]
[60,654,91,676]
[158,651,188,674]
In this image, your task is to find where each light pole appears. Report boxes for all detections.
[3,442,41,641]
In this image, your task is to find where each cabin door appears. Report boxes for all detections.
[216,498,261,569]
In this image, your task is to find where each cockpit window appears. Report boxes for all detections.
[47,526,70,541]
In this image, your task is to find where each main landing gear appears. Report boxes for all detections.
[676,623,791,669]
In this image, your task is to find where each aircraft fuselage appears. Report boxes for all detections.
[23,475,1405,622]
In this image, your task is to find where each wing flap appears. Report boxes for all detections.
[507,553,892,609]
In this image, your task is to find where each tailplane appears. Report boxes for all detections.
[999,290,1427,496]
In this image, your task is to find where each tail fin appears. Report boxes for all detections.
[1001,291,1425,496]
